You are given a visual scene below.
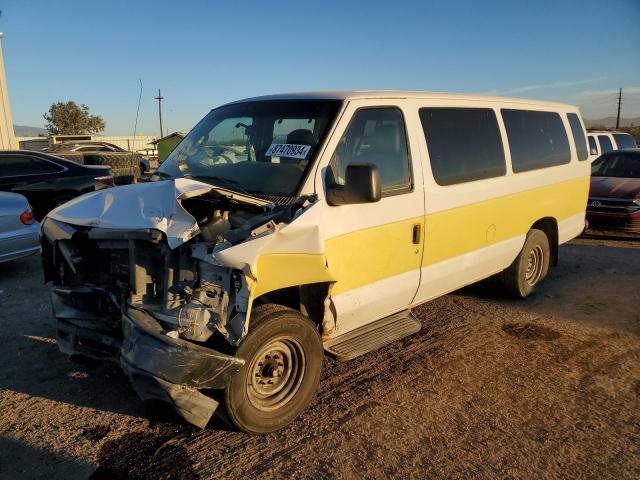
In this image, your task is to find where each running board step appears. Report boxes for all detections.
[323,310,421,361]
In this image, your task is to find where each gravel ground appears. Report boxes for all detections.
[0,237,638,479]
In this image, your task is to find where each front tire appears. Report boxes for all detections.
[502,228,550,299]
[224,305,323,434]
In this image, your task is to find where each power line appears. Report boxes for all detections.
[133,79,143,145]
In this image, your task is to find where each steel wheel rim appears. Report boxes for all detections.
[525,244,544,286]
[246,337,306,412]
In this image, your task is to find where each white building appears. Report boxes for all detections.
[0,33,15,150]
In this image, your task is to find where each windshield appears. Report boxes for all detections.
[158,100,342,197]
[591,153,640,178]
[613,133,637,149]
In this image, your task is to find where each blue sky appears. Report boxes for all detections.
[2,0,639,135]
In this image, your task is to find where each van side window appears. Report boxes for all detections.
[329,108,412,195]
[419,108,506,185]
[588,136,598,156]
[613,133,637,149]
[597,135,613,154]
[567,113,588,161]
[501,109,571,172]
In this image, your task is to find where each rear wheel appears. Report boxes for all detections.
[502,228,550,299]
[223,304,323,434]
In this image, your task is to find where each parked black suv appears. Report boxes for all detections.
[45,141,149,177]
[0,150,113,220]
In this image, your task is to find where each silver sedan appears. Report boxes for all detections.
[0,192,40,263]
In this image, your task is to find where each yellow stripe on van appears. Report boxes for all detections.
[325,217,425,296]
[252,253,334,298]
[422,176,589,265]
[250,176,589,299]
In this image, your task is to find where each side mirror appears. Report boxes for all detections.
[326,163,381,206]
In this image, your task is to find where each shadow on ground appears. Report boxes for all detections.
[0,437,95,479]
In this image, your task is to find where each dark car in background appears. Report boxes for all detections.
[45,141,150,174]
[586,149,640,234]
[0,150,113,220]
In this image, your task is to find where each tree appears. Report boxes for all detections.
[43,101,106,135]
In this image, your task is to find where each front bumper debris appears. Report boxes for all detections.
[53,295,244,428]
[120,309,244,390]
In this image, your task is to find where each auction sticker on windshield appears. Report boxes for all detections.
[265,144,311,159]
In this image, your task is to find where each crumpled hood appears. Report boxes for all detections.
[47,179,214,249]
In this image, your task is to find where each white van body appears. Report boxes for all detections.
[42,91,591,433]
[587,130,637,161]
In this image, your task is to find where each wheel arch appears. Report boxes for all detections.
[530,217,559,266]
[250,282,334,335]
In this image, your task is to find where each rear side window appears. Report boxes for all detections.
[0,155,63,177]
[588,136,598,156]
[419,108,506,185]
[598,135,613,154]
[567,113,588,161]
[613,133,637,149]
[501,109,571,172]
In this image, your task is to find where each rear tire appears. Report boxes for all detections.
[223,304,323,434]
[502,228,550,299]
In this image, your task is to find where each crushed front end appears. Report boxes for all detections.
[41,179,312,427]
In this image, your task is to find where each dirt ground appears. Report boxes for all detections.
[0,237,639,479]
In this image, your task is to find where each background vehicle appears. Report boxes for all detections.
[586,149,640,233]
[44,140,127,153]
[44,140,149,178]
[42,91,590,434]
[0,192,40,263]
[0,150,113,220]
[587,130,637,161]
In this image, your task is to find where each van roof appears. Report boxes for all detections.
[225,90,578,109]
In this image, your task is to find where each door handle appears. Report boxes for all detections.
[412,224,421,244]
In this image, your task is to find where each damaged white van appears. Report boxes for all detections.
[41,91,590,433]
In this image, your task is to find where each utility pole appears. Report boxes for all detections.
[155,89,164,138]
[616,88,622,129]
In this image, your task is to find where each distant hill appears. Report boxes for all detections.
[14,125,47,136]
[584,117,640,129]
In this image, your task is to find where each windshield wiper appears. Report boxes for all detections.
[185,174,249,194]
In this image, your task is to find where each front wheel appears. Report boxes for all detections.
[502,228,550,299]
[223,305,323,434]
